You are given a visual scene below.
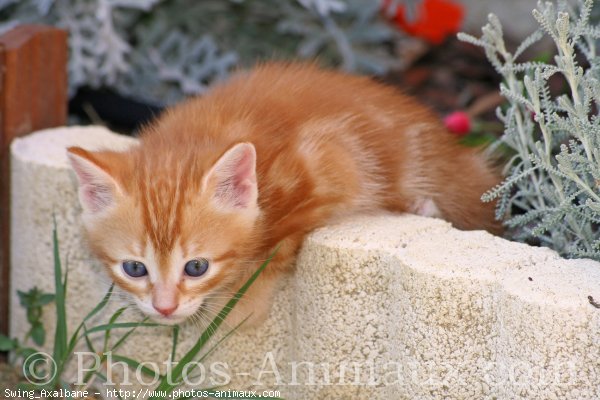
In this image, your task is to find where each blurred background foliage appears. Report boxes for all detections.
[6,0,598,260]
[0,0,424,106]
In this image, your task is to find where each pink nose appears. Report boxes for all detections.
[153,304,177,316]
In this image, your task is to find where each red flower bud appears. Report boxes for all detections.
[385,0,465,45]
[444,111,471,136]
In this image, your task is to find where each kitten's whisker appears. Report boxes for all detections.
[198,314,246,341]
[202,295,253,304]
[208,291,256,300]
[188,313,204,333]
[196,303,238,337]
[189,292,254,306]
[194,308,221,339]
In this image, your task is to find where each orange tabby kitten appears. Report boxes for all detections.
[67,63,500,326]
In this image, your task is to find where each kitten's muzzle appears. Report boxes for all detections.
[154,303,177,316]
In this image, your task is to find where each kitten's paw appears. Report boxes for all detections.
[411,197,442,218]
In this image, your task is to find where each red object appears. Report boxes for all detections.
[385,0,465,44]
[444,111,471,136]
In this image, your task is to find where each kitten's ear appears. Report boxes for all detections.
[205,142,257,210]
[66,147,123,214]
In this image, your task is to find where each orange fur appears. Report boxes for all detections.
[67,63,501,326]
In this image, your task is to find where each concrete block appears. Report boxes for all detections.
[10,127,600,399]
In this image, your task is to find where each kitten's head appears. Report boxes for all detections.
[66,142,260,325]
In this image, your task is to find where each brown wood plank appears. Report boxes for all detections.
[0,25,68,346]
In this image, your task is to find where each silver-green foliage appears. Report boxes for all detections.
[0,0,420,105]
[459,0,600,260]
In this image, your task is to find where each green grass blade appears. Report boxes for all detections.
[93,371,107,382]
[150,247,277,399]
[75,324,98,390]
[66,285,115,359]
[84,284,114,322]
[170,325,180,362]
[51,216,68,387]
[81,323,96,354]
[197,315,250,364]
[80,317,152,386]
[62,256,69,301]
[103,307,128,353]
[86,322,161,334]
[112,317,150,352]
[83,316,148,382]
[65,303,123,364]
[184,316,251,384]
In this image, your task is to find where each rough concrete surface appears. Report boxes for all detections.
[10,127,600,399]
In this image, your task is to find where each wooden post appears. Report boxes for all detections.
[0,25,68,343]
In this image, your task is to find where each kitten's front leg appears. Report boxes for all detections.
[218,235,304,328]
[226,273,283,327]
[201,267,284,329]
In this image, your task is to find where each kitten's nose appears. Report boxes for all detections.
[152,283,179,317]
[154,303,177,317]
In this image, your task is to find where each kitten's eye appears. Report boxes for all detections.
[122,261,147,278]
[184,258,209,277]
